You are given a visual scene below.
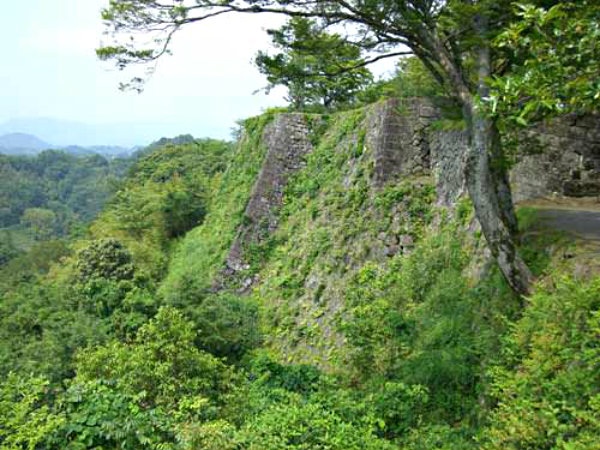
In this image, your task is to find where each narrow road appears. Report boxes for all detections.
[536,209,600,241]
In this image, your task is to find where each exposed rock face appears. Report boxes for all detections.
[367,98,436,186]
[364,97,470,205]
[511,114,600,202]
[225,114,313,275]
[430,129,469,206]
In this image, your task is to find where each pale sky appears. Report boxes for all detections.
[0,0,289,146]
[0,1,395,147]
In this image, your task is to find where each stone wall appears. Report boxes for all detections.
[365,97,468,204]
[220,100,599,288]
[366,98,437,186]
[429,129,469,206]
[511,114,600,202]
[225,114,313,275]
[366,98,600,204]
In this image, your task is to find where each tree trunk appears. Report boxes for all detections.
[463,16,532,296]
[489,122,519,237]
[464,104,533,296]
[421,18,532,296]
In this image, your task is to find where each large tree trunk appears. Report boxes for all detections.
[422,18,533,296]
[463,15,533,296]
[488,124,519,238]
[464,104,533,296]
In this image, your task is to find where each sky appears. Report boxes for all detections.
[0,1,395,147]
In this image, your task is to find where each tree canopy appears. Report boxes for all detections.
[0,151,129,243]
[490,1,600,126]
[255,17,373,110]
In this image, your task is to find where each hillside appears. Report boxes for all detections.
[164,98,600,362]
[164,102,599,449]
[0,102,599,449]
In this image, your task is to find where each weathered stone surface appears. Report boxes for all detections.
[367,98,433,186]
[365,97,470,205]
[225,114,313,275]
[430,129,469,206]
[511,114,600,201]
[367,99,600,203]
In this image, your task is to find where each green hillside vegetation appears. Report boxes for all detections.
[0,139,232,382]
[1,102,598,448]
[0,151,131,265]
[1,1,600,448]
[89,138,233,280]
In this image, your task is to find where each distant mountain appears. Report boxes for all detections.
[0,117,140,147]
[0,132,136,158]
[0,117,201,148]
[0,117,215,157]
[0,133,52,154]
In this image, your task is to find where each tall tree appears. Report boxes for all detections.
[255,17,373,110]
[97,0,565,295]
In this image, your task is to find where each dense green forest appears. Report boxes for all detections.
[0,151,131,265]
[1,1,600,449]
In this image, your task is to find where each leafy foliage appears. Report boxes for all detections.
[491,1,600,126]
[255,18,373,110]
[0,282,109,382]
[189,292,261,361]
[0,373,65,448]
[74,307,238,413]
[90,138,232,279]
[388,57,444,99]
[0,308,241,450]
[20,208,58,241]
[482,278,600,449]
[340,221,519,429]
[75,238,135,283]
[237,394,394,450]
[0,151,129,245]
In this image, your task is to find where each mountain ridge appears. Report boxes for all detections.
[0,131,136,157]
[0,132,51,154]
